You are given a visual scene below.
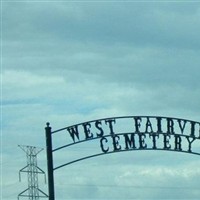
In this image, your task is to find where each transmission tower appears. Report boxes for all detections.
[18,145,48,200]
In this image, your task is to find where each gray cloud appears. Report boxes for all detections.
[2,2,200,200]
[4,2,200,47]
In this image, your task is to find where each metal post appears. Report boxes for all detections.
[45,122,55,200]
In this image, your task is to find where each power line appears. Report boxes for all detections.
[64,183,200,190]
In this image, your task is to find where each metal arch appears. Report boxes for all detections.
[53,132,200,152]
[45,116,200,200]
[51,116,200,134]
[53,135,200,171]
[53,147,200,171]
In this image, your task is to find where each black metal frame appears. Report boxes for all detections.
[45,116,200,200]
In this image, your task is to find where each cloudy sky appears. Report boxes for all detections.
[2,1,200,199]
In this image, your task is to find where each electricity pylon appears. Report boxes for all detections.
[18,145,48,200]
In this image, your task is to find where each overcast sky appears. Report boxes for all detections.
[2,1,200,200]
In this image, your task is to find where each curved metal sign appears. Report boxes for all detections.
[45,116,200,200]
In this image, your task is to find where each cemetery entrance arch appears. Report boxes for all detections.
[45,116,200,200]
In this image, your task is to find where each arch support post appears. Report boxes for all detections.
[45,122,55,200]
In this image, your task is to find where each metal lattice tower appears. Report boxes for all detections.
[18,145,48,200]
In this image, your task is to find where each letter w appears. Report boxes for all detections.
[67,126,80,142]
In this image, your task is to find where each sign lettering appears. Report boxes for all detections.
[64,116,200,155]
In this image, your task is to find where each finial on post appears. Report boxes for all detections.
[45,122,51,135]
[46,122,50,127]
